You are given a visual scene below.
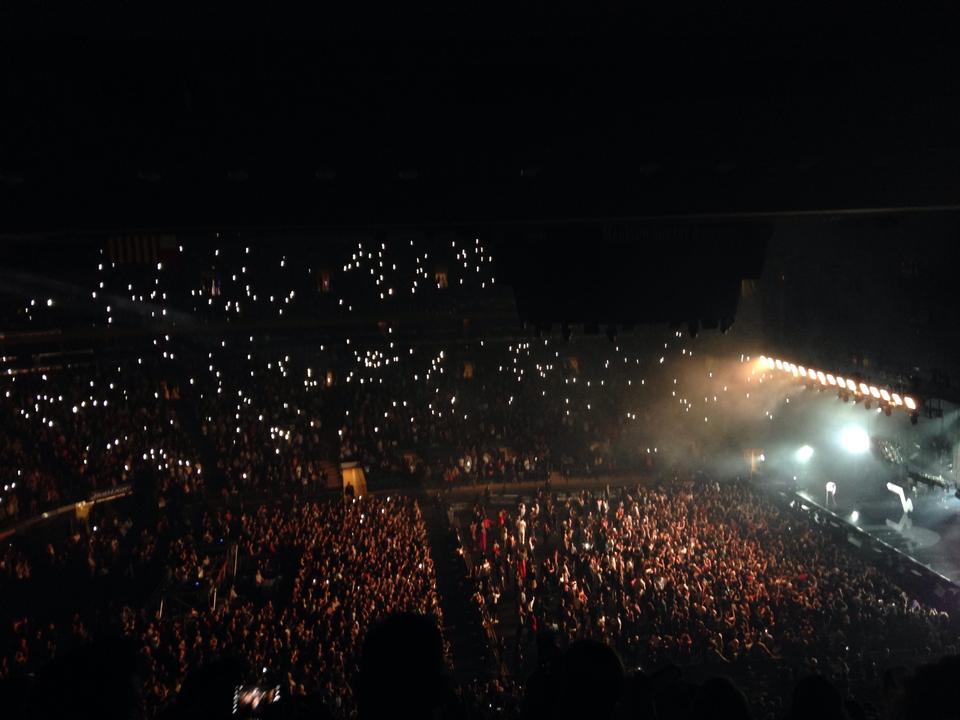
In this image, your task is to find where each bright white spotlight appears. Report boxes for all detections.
[859,382,870,395]
[817,371,827,384]
[850,510,859,522]
[904,396,917,410]
[880,389,891,402]
[775,359,783,370]
[869,386,881,399]
[796,445,814,463]
[892,393,903,406]
[839,426,870,455]
[827,374,836,385]
[846,379,857,392]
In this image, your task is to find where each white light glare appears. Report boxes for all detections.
[795,445,814,463]
[839,426,870,455]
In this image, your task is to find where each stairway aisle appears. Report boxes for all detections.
[317,460,342,491]
[422,498,498,684]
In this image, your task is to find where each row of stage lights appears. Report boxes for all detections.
[758,356,918,414]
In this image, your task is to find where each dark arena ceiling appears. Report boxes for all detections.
[0,8,958,341]
[1,7,960,232]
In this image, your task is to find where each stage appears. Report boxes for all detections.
[790,472,960,585]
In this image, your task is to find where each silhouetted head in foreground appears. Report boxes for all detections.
[688,676,751,720]
[23,637,143,720]
[556,640,623,720]
[356,612,447,720]
[788,675,847,720]
[893,654,960,720]
[649,664,692,720]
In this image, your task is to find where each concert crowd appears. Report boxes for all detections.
[2,495,441,718]
[0,242,957,718]
[465,481,957,717]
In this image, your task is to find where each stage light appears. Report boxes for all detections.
[887,482,914,513]
[796,445,814,463]
[759,354,916,418]
[850,510,859,522]
[839,426,870,455]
